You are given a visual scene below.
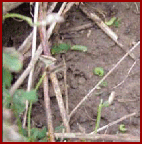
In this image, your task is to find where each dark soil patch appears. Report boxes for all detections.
[3,2,140,142]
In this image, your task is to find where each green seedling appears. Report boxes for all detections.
[105,17,117,26]
[2,48,46,142]
[94,92,115,133]
[71,45,87,52]
[51,43,88,55]
[51,43,71,55]
[105,17,121,28]
[113,18,121,28]
[119,124,127,132]
[3,13,34,27]
[3,48,23,72]
[93,67,104,76]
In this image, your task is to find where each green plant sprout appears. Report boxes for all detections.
[3,12,64,27]
[94,91,115,133]
[51,43,88,55]
[93,67,104,76]
[3,49,49,142]
[105,17,117,26]
[105,17,121,28]
[119,124,127,133]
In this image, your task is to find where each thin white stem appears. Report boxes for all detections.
[113,59,138,89]
[69,41,140,120]
[90,112,136,134]
[23,2,39,128]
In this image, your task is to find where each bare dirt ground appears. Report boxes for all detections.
[2,2,140,142]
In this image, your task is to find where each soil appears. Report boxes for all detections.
[2,2,140,142]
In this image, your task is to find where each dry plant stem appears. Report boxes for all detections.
[38,3,55,142]
[80,4,136,60]
[69,41,140,120]
[23,2,39,129]
[91,112,136,134]
[50,72,70,133]
[49,132,140,142]
[9,45,43,96]
[43,72,55,142]
[113,59,137,89]
[63,57,69,115]
[46,2,67,40]
[79,5,121,46]
[60,23,94,33]
[47,2,58,14]
[62,2,75,15]
[9,2,67,95]
[46,2,70,133]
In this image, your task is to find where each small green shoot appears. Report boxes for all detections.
[113,18,121,28]
[105,17,117,26]
[71,45,87,52]
[94,92,115,133]
[51,43,88,55]
[51,43,70,55]
[93,67,104,76]
[3,48,23,72]
[105,17,121,28]
[119,124,127,133]
[3,13,34,27]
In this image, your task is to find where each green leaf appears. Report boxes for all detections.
[3,49,23,72]
[12,89,26,114]
[37,127,47,139]
[51,43,70,55]
[31,128,39,140]
[3,88,11,108]
[105,17,117,26]
[31,127,47,140]
[3,68,12,88]
[114,18,121,28]
[71,45,87,52]
[93,67,104,76]
[22,90,37,103]
[119,124,127,132]
[21,128,28,137]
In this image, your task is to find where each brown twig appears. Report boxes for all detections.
[50,72,70,133]
[79,4,122,47]
[9,44,43,96]
[90,112,136,134]
[69,41,140,120]
[48,132,140,142]
[63,57,69,115]
[79,4,136,60]
[43,72,55,141]
[62,2,76,15]
[38,2,55,142]
[113,59,138,89]
[60,23,94,34]
[47,2,58,14]
[47,2,70,133]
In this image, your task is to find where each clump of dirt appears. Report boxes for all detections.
[3,2,140,142]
